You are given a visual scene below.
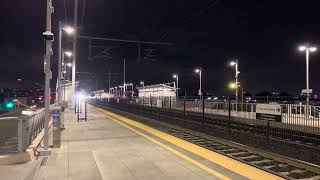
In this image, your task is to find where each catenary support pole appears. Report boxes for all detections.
[44,0,53,150]
[72,0,78,109]
[58,21,62,105]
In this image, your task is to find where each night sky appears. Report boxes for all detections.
[1,0,320,96]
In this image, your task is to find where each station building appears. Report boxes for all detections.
[136,83,176,98]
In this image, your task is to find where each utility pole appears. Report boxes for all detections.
[298,44,317,118]
[72,0,78,108]
[235,60,239,111]
[57,21,62,105]
[43,0,53,151]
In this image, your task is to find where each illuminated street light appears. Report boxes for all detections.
[228,82,237,90]
[115,87,118,97]
[125,83,134,97]
[58,21,76,108]
[119,86,124,97]
[230,61,236,66]
[194,68,202,97]
[173,74,179,97]
[298,44,317,115]
[63,26,75,35]
[140,81,144,86]
[64,51,72,57]
[229,60,240,111]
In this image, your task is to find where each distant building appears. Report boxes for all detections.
[136,83,176,98]
[93,90,110,98]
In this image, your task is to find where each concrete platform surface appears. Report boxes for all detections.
[44,105,246,180]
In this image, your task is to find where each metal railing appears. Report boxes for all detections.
[90,96,320,146]
[18,108,46,152]
[0,104,57,154]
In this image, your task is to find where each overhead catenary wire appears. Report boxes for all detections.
[79,35,173,45]
[159,0,221,41]
[185,0,221,24]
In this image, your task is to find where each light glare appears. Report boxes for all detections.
[228,82,237,90]
[299,46,307,51]
[310,47,317,52]
[230,61,236,66]
[64,51,72,57]
[63,26,75,34]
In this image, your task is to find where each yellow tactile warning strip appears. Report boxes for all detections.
[94,107,285,180]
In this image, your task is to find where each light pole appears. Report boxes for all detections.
[115,87,118,97]
[119,86,123,97]
[63,51,72,80]
[173,74,179,97]
[129,83,134,97]
[43,0,53,151]
[195,68,202,97]
[125,83,134,97]
[298,45,317,117]
[230,60,240,111]
[72,0,78,110]
[62,51,72,101]
[58,22,75,105]
[140,81,144,87]
[110,88,113,96]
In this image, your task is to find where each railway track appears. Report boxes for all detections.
[94,103,320,180]
[142,106,320,146]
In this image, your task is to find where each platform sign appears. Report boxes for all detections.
[52,110,61,148]
[256,104,282,122]
[53,111,59,127]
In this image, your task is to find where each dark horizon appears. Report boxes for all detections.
[1,0,320,96]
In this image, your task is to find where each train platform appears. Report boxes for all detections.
[2,104,285,180]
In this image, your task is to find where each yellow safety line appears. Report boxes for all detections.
[95,107,284,180]
[94,108,230,180]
